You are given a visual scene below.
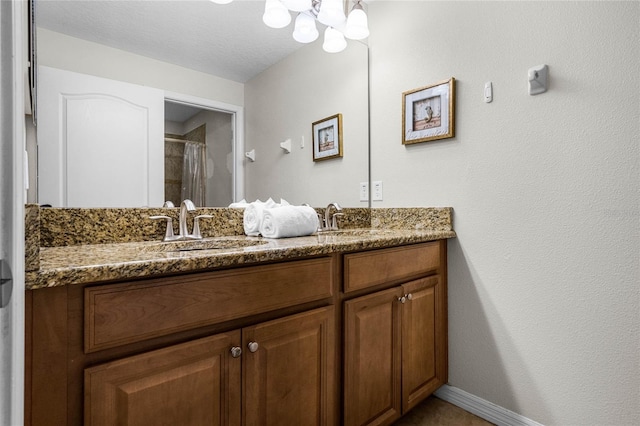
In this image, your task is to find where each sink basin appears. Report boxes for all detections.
[143,237,268,252]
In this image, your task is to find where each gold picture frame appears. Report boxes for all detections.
[402,78,456,145]
[312,113,343,161]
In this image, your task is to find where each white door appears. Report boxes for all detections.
[0,1,26,425]
[37,66,165,207]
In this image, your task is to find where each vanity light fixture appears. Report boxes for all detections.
[268,0,369,52]
[212,0,369,53]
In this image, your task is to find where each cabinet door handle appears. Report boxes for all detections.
[398,296,406,304]
[230,346,242,358]
[248,341,259,353]
[406,293,413,301]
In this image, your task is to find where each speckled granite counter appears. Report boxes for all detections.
[25,207,456,290]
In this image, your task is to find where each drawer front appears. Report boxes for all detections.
[343,242,441,293]
[85,257,334,353]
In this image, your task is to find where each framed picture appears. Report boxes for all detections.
[312,113,343,161]
[402,78,456,145]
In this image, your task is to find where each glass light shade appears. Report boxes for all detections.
[281,0,312,12]
[317,0,346,27]
[293,13,319,43]
[322,27,347,53]
[263,0,292,29]
[344,8,369,40]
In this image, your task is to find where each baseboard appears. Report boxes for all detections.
[434,384,544,426]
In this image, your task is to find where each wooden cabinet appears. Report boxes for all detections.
[400,276,447,412]
[84,331,242,426]
[84,306,335,426]
[343,242,447,426]
[26,241,447,426]
[84,257,334,353]
[343,286,402,426]
[242,307,335,426]
[26,257,337,426]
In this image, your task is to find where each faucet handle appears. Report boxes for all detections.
[330,213,344,230]
[150,215,175,241]
[162,201,175,208]
[192,215,214,239]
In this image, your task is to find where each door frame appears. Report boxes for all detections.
[0,0,26,425]
[164,91,245,203]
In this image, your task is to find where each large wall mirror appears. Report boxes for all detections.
[32,0,370,208]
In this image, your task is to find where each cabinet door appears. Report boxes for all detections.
[401,275,447,412]
[84,331,241,426]
[243,306,335,426]
[344,287,403,426]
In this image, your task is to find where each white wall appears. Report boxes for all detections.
[368,1,639,425]
[244,38,369,206]
[37,28,244,106]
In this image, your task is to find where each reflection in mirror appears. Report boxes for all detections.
[245,39,369,207]
[164,102,234,207]
[33,0,369,208]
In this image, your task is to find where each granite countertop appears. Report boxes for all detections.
[25,228,456,290]
[24,206,456,290]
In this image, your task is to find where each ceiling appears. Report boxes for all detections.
[35,0,305,84]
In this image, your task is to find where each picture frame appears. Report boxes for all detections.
[312,113,343,161]
[402,78,456,145]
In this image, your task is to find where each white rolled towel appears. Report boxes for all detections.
[260,205,319,239]
[243,199,278,236]
[228,199,248,208]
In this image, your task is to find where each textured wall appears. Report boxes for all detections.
[37,28,244,106]
[244,39,369,207]
[368,1,639,425]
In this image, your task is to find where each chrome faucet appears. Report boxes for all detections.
[179,199,196,239]
[323,202,343,231]
[150,199,213,241]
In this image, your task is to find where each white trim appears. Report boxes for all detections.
[434,385,544,426]
[164,90,245,203]
[2,0,27,425]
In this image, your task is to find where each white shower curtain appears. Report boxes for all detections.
[181,141,206,206]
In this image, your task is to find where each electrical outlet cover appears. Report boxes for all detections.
[372,181,383,201]
[359,182,369,201]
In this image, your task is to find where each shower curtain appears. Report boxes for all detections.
[181,141,206,206]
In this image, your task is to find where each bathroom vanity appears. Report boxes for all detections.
[24,207,455,426]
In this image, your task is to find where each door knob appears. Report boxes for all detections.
[230,346,242,358]
[247,341,259,353]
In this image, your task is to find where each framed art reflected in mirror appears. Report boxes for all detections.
[312,113,343,161]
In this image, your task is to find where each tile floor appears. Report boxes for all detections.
[392,396,495,425]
